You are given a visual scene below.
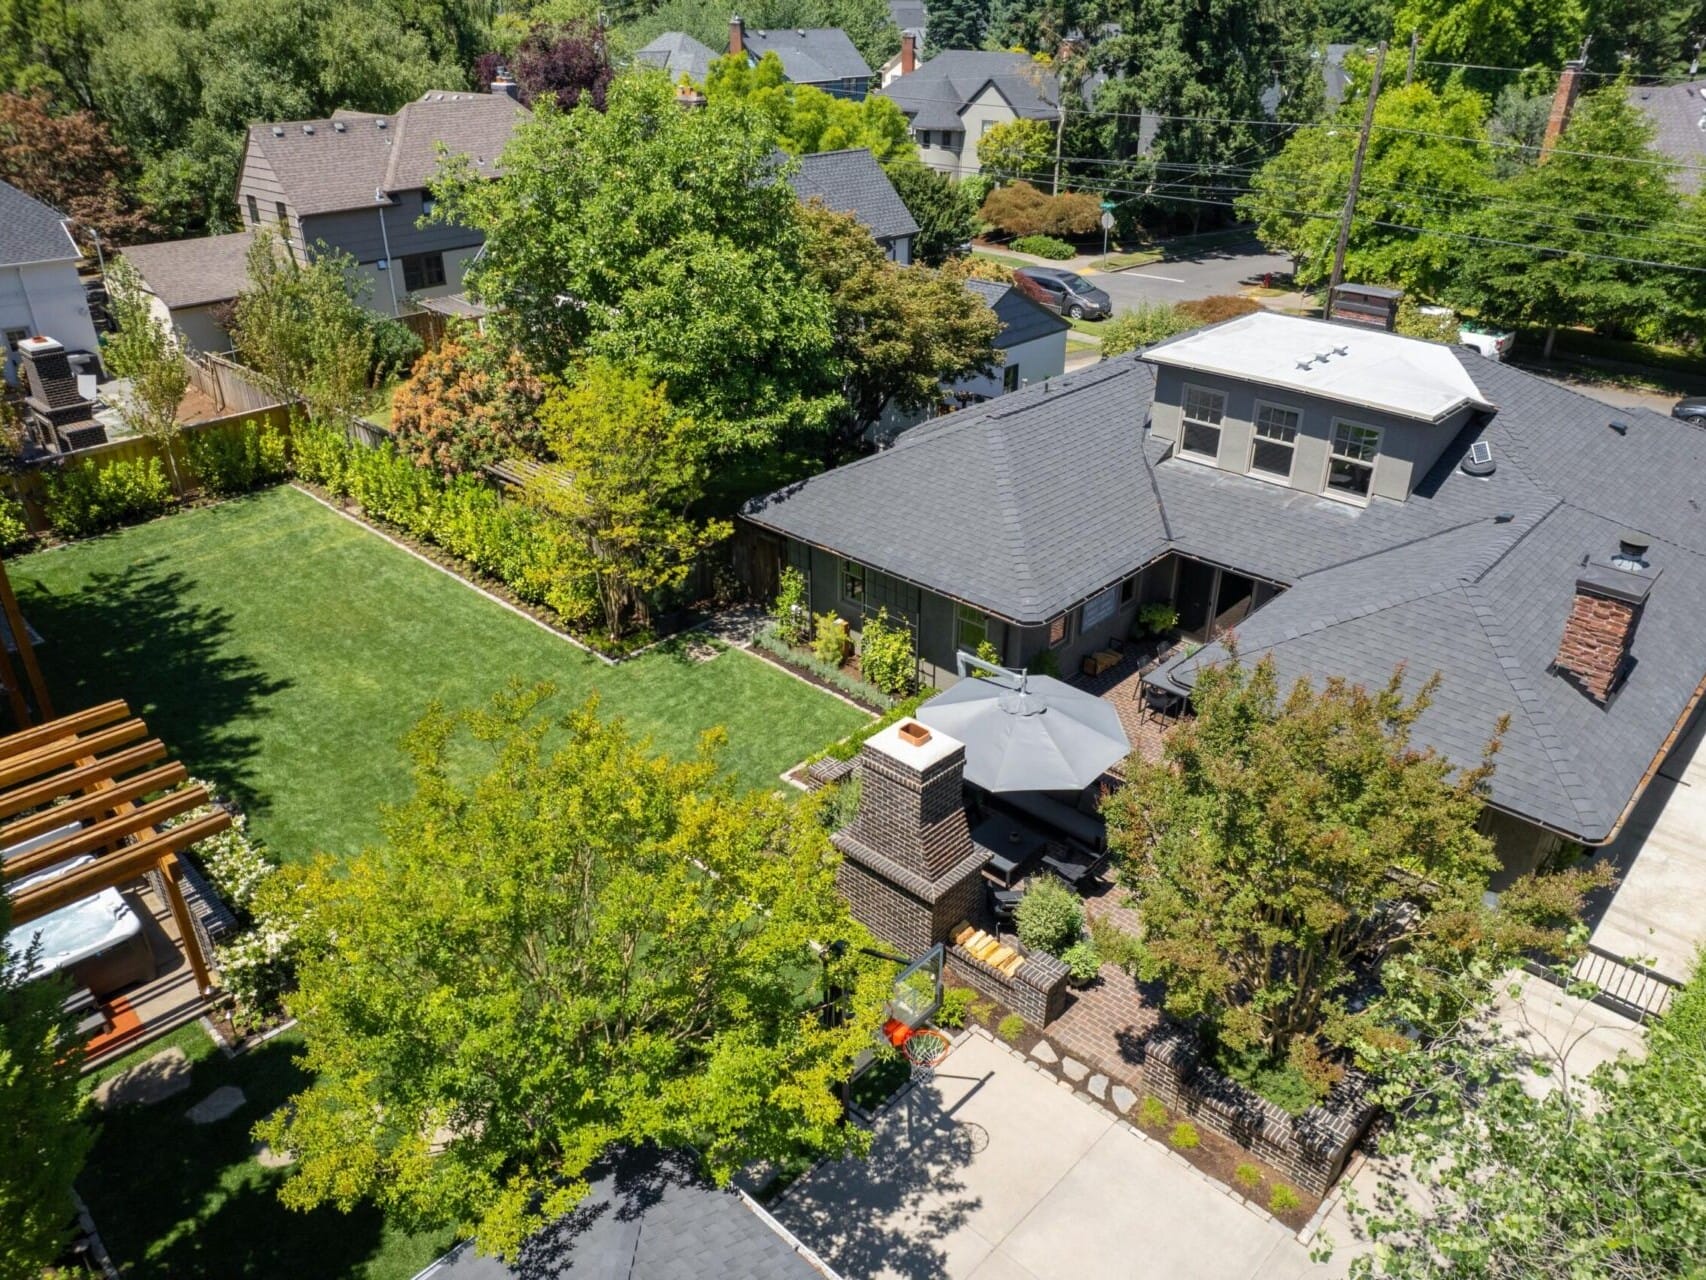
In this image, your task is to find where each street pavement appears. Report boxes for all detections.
[1082,239,1294,309]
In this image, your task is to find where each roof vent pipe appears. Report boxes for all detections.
[1612,533,1651,572]
[1608,418,1630,435]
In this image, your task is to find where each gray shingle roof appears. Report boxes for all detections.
[888,0,926,35]
[635,31,719,82]
[789,149,920,243]
[0,180,78,267]
[1628,79,1706,192]
[420,1149,829,1279]
[878,52,1058,131]
[120,230,255,308]
[964,277,1071,348]
[743,340,1706,842]
[248,91,526,216]
[743,27,872,85]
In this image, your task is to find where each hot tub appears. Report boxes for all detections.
[4,854,155,994]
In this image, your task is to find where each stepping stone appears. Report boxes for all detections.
[253,1142,295,1169]
[185,1084,246,1125]
[1088,1073,1109,1100]
[1029,1040,1059,1065]
[1111,1085,1138,1114]
[92,1047,192,1111]
[1061,1056,1089,1083]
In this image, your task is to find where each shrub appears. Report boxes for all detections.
[1015,874,1084,956]
[1213,1042,1326,1115]
[1138,1095,1168,1128]
[1177,294,1261,325]
[1234,1163,1263,1192]
[1168,1121,1200,1150]
[934,986,977,1030]
[0,495,31,552]
[1137,603,1179,635]
[1061,939,1102,985]
[972,638,1001,674]
[815,775,860,833]
[773,566,810,646]
[1100,301,1193,357]
[388,333,544,476]
[1012,234,1075,259]
[289,418,352,490]
[365,312,424,385]
[186,419,289,496]
[1269,1184,1302,1214]
[812,610,850,666]
[858,608,916,695]
[997,1012,1026,1043]
[979,182,1101,238]
[971,997,995,1023]
[45,455,172,537]
[1396,297,1461,344]
[1088,915,1146,974]
[756,623,900,711]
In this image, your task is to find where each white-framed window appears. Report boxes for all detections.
[1251,401,1300,478]
[1179,384,1226,461]
[1328,421,1380,499]
[956,603,987,653]
[841,559,866,605]
[1082,586,1117,629]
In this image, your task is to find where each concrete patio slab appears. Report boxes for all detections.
[775,1033,1335,1280]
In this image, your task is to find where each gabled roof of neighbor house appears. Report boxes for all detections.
[248,91,527,216]
[121,230,255,309]
[743,321,1706,843]
[789,149,920,243]
[0,180,80,268]
[964,277,1071,349]
[743,26,872,85]
[879,52,1058,132]
[1627,79,1706,192]
[888,0,926,34]
[635,31,719,83]
[416,1148,833,1280]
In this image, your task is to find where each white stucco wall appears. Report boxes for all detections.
[0,260,100,385]
[947,329,1067,400]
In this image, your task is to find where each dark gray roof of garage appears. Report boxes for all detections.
[743,27,872,85]
[0,180,79,267]
[790,149,920,243]
[964,278,1070,349]
[744,346,1706,843]
[416,1149,831,1280]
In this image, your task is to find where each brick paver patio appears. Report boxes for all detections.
[1045,885,1164,1089]
[1068,652,1181,774]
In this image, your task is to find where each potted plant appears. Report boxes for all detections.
[1136,603,1179,639]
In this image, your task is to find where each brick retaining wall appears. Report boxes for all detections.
[947,945,1070,1028]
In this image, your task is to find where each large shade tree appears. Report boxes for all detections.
[705,52,916,162]
[254,687,891,1259]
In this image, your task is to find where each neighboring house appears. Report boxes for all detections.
[727,18,873,99]
[789,148,920,263]
[877,3,925,86]
[634,31,719,83]
[414,1148,836,1279]
[877,51,1059,178]
[1628,79,1706,191]
[237,89,528,317]
[741,312,1706,876]
[1260,42,1353,116]
[119,230,254,354]
[0,180,100,386]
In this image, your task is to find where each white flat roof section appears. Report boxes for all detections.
[1145,313,1494,423]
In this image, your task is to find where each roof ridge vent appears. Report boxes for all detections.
[302,123,315,135]
[271,125,284,136]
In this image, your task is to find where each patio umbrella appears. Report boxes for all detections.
[915,667,1130,792]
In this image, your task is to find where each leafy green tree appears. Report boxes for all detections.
[925,0,989,52]
[436,74,840,454]
[1450,87,1685,355]
[1102,652,1607,1096]
[1243,81,1496,295]
[0,896,93,1278]
[885,160,979,265]
[705,52,916,161]
[0,89,154,243]
[976,117,1055,185]
[798,200,998,448]
[253,686,891,1259]
[1345,953,1706,1278]
[1099,300,1191,356]
[105,256,191,492]
[526,360,730,638]
[1395,0,1587,90]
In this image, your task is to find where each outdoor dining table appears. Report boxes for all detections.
[971,811,1049,888]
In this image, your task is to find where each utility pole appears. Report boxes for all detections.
[1052,101,1065,195]
[1404,30,1418,85]
[1328,40,1387,312]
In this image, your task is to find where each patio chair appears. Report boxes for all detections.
[988,884,1023,928]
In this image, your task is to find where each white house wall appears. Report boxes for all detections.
[1,261,100,384]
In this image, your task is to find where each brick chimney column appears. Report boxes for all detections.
[729,14,745,55]
[1540,60,1585,161]
[1554,568,1650,704]
[901,31,916,75]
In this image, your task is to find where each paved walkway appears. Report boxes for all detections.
[774,1033,1336,1280]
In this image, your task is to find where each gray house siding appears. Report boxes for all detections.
[236,138,303,254]
[297,195,484,316]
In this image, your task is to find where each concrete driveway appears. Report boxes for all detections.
[773,1032,1337,1280]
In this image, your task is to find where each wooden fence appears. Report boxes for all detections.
[183,352,282,416]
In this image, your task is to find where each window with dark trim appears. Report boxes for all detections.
[402,252,446,291]
[1328,421,1380,498]
[1120,575,1137,604]
[1251,402,1299,477]
[1180,384,1225,460]
[3,329,27,353]
[1003,363,1021,392]
[840,559,865,605]
[246,194,259,226]
[956,603,987,653]
[1047,612,1072,647]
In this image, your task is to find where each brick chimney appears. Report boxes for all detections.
[674,82,707,109]
[830,718,986,955]
[729,14,745,55]
[900,31,916,75]
[489,66,519,101]
[1553,541,1654,704]
[1540,60,1585,161]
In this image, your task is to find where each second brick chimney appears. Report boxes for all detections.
[1540,60,1585,161]
[1553,544,1654,704]
[900,31,916,76]
[729,14,745,55]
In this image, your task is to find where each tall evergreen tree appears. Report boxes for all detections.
[925,0,991,53]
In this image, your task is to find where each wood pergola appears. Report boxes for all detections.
[1,701,232,994]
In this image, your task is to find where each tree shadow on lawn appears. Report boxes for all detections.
[80,1035,450,1280]
[13,553,289,823]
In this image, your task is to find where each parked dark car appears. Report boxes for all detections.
[1671,397,1706,424]
[1013,267,1112,320]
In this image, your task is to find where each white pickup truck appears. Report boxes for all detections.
[1459,324,1517,361]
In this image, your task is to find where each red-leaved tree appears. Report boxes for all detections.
[390,331,546,476]
[475,22,614,112]
[0,90,157,245]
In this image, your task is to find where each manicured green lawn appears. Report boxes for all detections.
[79,1028,455,1280]
[13,486,865,863]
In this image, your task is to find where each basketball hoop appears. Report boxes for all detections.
[901,1026,951,1084]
